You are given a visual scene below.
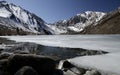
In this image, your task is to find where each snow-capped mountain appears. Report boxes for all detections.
[0,1,53,35]
[47,11,106,34]
[81,7,120,34]
[0,1,119,35]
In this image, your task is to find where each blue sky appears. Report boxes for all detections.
[4,0,120,23]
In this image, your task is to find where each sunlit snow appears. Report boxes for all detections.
[1,35,120,74]
[69,52,120,75]
[1,35,120,52]
[0,7,11,17]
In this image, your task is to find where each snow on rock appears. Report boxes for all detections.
[0,7,11,17]
[0,1,107,34]
[64,70,77,75]
[0,43,15,49]
[0,43,6,49]
[67,26,83,32]
[68,52,120,75]
[58,60,65,69]
[49,11,106,34]
[47,24,67,34]
[0,1,53,34]
[84,70,101,75]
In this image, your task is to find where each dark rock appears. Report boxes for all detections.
[0,70,7,75]
[0,59,8,70]
[7,54,56,75]
[62,60,86,75]
[53,69,63,75]
[14,66,38,75]
[0,49,4,52]
[0,53,11,60]
[63,61,74,69]
[13,50,30,54]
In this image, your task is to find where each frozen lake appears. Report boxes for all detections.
[1,35,120,74]
[1,35,120,53]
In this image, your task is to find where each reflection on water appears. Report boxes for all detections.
[2,35,120,52]
[4,42,108,60]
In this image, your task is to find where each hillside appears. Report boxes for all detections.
[81,8,120,34]
[48,8,120,34]
[48,11,106,34]
[0,1,120,35]
[0,1,53,35]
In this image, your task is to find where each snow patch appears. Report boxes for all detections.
[69,52,120,74]
[67,26,83,32]
[0,7,11,17]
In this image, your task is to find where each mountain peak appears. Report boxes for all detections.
[0,1,8,5]
[0,1,7,3]
[76,11,105,16]
[0,1,53,35]
[48,11,106,34]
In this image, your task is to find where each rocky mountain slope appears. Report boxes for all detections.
[0,1,53,35]
[48,7,120,34]
[47,11,106,34]
[81,7,120,34]
[0,1,120,35]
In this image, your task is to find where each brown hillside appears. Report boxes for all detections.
[82,9,120,34]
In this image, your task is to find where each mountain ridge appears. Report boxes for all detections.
[0,1,53,35]
[80,7,120,34]
[0,1,120,35]
[47,11,106,34]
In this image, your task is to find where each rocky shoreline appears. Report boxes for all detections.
[0,53,104,75]
[0,53,64,75]
[0,38,108,75]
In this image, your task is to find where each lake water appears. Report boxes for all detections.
[1,35,120,75]
[1,35,120,53]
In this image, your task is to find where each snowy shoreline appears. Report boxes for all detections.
[0,35,120,75]
[0,37,108,60]
[1,35,120,52]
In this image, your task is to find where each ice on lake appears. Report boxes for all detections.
[1,35,120,74]
[1,35,120,52]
